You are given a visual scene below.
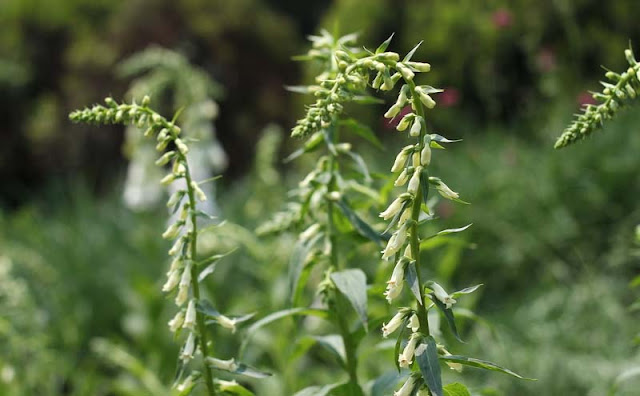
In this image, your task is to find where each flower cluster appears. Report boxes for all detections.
[70,97,261,395]
[555,47,640,149]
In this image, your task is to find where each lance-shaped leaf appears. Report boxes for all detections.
[293,383,341,396]
[289,233,323,304]
[370,371,406,396]
[376,33,395,54]
[416,336,443,396]
[313,334,346,367]
[284,131,324,163]
[214,379,254,396]
[335,198,382,245]
[344,151,372,183]
[339,118,383,149]
[451,284,483,299]
[239,307,329,358]
[430,134,462,144]
[331,269,368,328]
[403,41,423,62]
[393,315,410,372]
[440,355,534,380]
[405,260,422,304]
[424,224,473,241]
[430,293,463,343]
[443,382,472,396]
[207,359,271,379]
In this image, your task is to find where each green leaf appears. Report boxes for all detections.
[313,334,346,366]
[285,85,313,94]
[345,151,372,182]
[196,299,221,318]
[284,131,324,163]
[289,233,323,304]
[340,118,384,149]
[430,134,462,144]
[332,381,365,396]
[403,41,423,62]
[393,316,410,372]
[451,284,483,299]
[233,363,272,379]
[335,198,382,245]
[331,269,368,328]
[351,95,385,105]
[440,355,534,380]
[239,307,329,358]
[293,384,340,396]
[443,382,472,396]
[405,260,422,304]
[214,379,254,396]
[198,262,217,282]
[424,224,473,241]
[420,169,430,214]
[430,293,463,342]
[376,33,395,54]
[370,371,406,396]
[416,336,443,396]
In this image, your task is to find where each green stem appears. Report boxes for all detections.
[325,119,359,389]
[182,157,217,396]
[406,81,431,335]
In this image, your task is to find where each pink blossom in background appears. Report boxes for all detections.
[536,47,557,72]
[439,87,460,108]
[577,91,598,107]
[491,8,513,29]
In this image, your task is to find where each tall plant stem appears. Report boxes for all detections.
[325,119,360,389]
[406,81,431,335]
[182,157,217,396]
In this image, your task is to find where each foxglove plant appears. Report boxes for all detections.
[69,97,268,395]
[555,46,640,149]
[366,36,528,395]
[255,30,384,395]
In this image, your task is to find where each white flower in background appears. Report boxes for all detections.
[180,332,196,361]
[430,282,457,309]
[382,310,407,338]
[398,333,421,368]
[206,357,238,372]
[217,314,238,333]
[183,299,197,329]
[394,374,418,396]
[168,310,185,332]
[407,313,420,332]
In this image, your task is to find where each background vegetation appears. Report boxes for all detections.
[1,0,639,395]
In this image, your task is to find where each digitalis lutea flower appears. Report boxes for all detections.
[398,332,421,368]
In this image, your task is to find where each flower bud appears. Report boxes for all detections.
[396,62,415,81]
[420,140,432,165]
[183,299,196,329]
[380,196,405,220]
[382,310,407,338]
[162,269,180,292]
[217,314,238,333]
[155,150,175,166]
[396,113,414,131]
[191,181,207,202]
[391,146,413,172]
[141,95,151,107]
[406,61,431,72]
[104,97,117,108]
[206,357,238,372]
[394,169,409,186]
[168,310,185,332]
[415,87,437,109]
[409,116,422,137]
[384,104,402,119]
[407,167,422,195]
[180,332,195,361]
[175,138,189,155]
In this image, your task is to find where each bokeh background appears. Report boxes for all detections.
[1,0,640,395]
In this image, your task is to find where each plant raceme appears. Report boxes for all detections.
[555,46,640,149]
[69,97,268,396]
[284,31,529,395]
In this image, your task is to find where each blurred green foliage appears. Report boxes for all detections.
[1,0,640,395]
